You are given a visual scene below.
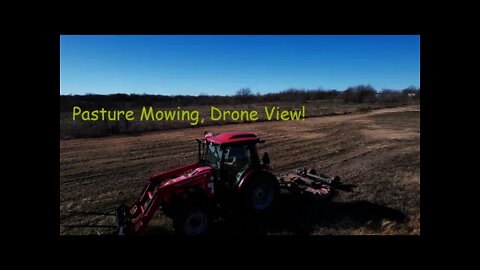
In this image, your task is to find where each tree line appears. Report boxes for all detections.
[60,85,419,112]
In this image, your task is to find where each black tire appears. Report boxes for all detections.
[243,177,279,214]
[173,205,210,236]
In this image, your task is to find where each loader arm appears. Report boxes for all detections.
[149,162,199,183]
[116,162,216,235]
[116,162,201,235]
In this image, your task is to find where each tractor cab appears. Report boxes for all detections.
[198,132,267,195]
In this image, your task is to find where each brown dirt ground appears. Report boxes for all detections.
[60,105,420,235]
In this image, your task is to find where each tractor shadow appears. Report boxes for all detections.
[211,192,405,235]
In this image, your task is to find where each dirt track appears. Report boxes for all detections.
[60,105,420,235]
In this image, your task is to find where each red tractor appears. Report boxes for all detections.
[116,131,351,235]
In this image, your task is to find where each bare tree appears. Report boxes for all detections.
[235,88,254,103]
[236,87,253,97]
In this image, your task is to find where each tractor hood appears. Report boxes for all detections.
[161,166,212,187]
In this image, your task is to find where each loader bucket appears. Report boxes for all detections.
[116,204,129,235]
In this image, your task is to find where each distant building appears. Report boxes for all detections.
[408,93,416,97]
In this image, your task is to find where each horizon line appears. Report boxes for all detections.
[60,85,420,96]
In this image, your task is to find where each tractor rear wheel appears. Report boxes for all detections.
[243,178,278,213]
[173,205,210,236]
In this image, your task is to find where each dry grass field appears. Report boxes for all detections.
[60,105,420,235]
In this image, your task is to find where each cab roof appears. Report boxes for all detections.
[205,132,261,145]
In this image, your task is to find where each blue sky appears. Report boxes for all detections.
[60,35,420,96]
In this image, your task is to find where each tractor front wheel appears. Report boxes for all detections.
[173,205,210,236]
